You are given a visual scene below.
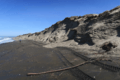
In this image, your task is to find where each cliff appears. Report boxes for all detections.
[14,6,120,53]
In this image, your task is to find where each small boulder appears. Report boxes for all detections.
[101,41,117,51]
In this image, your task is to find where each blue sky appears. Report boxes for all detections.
[0,0,120,36]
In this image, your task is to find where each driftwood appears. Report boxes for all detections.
[27,59,111,76]
[27,61,90,76]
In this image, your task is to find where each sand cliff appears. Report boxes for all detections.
[13,6,120,55]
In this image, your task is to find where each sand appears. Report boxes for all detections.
[0,40,120,80]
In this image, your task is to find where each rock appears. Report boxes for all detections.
[101,41,118,51]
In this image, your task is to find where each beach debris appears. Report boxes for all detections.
[101,41,117,52]
[27,61,90,76]
[19,39,21,43]
[27,58,111,76]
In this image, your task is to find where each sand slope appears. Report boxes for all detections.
[13,6,120,56]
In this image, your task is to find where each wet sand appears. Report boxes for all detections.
[0,40,120,80]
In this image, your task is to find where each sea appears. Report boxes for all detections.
[0,36,15,44]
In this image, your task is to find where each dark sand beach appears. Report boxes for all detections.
[0,40,120,80]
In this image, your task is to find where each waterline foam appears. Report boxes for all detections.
[0,37,14,44]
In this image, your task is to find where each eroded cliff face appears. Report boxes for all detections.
[14,6,120,47]
[14,16,80,43]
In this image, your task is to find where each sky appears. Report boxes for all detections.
[0,0,120,36]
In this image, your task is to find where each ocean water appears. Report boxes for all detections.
[0,36,15,44]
